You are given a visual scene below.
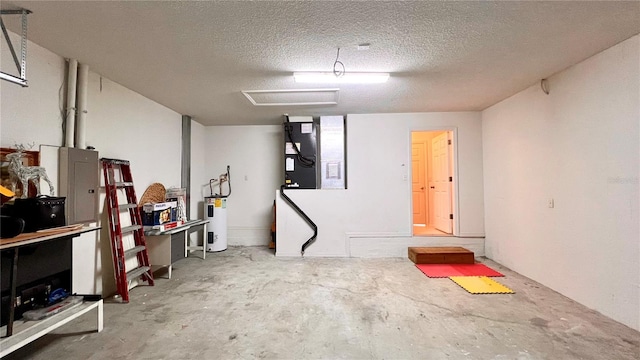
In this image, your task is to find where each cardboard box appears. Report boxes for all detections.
[143,220,181,232]
[408,247,475,264]
[165,188,187,222]
[142,201,177,226]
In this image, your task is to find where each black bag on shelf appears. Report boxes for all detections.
[0,215,25,238]
[13,195,66,233]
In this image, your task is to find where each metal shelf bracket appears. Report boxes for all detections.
[1,9,32,87]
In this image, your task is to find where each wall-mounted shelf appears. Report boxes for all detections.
[0,226,103,357]
[0,9,31,87]
[0,299,103,357]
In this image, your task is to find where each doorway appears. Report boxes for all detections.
[411,130,454,236]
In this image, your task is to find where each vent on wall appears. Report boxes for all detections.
[241,88,339,106]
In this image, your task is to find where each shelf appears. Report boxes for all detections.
[144,219,208,236]
[145,219,208,279]
[0,299,103,357]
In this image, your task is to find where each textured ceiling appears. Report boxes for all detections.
[2,1,639,126]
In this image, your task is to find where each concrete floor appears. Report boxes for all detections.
[4,246,639,360]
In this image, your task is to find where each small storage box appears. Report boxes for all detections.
[142,201,177,226]
[165,187,187,223]
[408,247,475,264]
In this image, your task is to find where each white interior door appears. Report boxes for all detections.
[432,132,452,233]
[411,142,427,225]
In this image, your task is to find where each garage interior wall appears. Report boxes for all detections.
[275,112,485,257]
[1,30,638,331]
[0,31,193,297]
[482,35,640,331]
[203,125,282,246]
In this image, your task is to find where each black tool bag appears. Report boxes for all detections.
[13,195,66,233]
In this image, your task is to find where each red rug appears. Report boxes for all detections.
[416,263,504,278]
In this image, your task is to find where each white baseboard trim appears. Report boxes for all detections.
[275,251,349,258]
[457,232,486,238]
[346,232,485,258]
[346,231,412,238]
[275,251,299,257]
[228,227,270,246]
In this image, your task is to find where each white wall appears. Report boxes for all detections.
[1,32,66,148]
[276,112,485,257]
[88,72,182,296]
[1,32,182,197]
[204,125,282,246]
[86,73,182,191]
[482,35,640,331]
[1,33,184,296]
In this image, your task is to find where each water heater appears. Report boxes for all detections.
[204,196,227,252]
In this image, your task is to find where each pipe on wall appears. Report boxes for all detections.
[65,59,78,147]
[76,63,89,149]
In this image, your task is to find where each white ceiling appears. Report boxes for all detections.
[2,1,639,126]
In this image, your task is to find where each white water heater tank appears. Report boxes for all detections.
[204,196,228,252]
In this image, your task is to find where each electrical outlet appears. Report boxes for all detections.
[548,198,554,208]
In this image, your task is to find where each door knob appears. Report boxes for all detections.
[420,187,425,190]
[430,186,435,189]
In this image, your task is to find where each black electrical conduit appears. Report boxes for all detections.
[279,185,318,256]
[278,114,318,255]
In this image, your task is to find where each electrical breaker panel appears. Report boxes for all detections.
[284,121,317,189]
[59,147,99,224]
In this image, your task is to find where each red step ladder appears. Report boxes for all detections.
[101,158,154,302]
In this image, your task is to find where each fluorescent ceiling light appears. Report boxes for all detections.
[293,72,389,84]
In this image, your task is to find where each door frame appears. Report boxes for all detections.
[408,127,459,236]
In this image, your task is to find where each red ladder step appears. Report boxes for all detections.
[101,158,154,302]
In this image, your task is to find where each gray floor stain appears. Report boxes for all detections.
[530,317,550,327]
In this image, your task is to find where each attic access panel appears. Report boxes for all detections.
[0,9,31,87]
[242,88,339,106]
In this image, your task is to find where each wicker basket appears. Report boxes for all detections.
[139,183,166,206]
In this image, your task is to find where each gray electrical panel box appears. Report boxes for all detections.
[59,147,99,224]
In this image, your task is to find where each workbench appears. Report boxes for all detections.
[0,226,103,357]
[144,219,208,278]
